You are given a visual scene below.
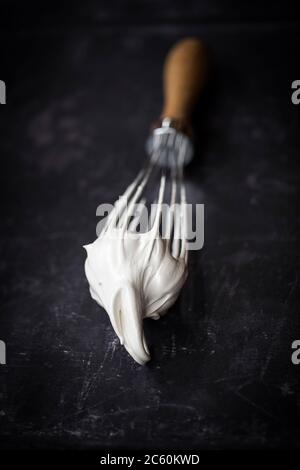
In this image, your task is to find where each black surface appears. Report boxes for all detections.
[0,1,300,450]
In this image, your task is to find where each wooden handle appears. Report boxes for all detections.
[161,38,208,124]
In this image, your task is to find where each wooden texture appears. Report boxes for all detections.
[162,38,208,122]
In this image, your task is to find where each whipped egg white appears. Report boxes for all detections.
[84,171,188,365]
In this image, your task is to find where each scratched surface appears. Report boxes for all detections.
[0,1,300,449]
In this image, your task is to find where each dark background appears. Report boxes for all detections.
[0,0,300,450]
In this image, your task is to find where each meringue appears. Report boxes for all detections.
[84,169,188,365]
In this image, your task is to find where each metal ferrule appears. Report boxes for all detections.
[146,117,194,168]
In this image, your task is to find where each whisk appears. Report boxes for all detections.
[102,38,208,250]
[85,38,208,364]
